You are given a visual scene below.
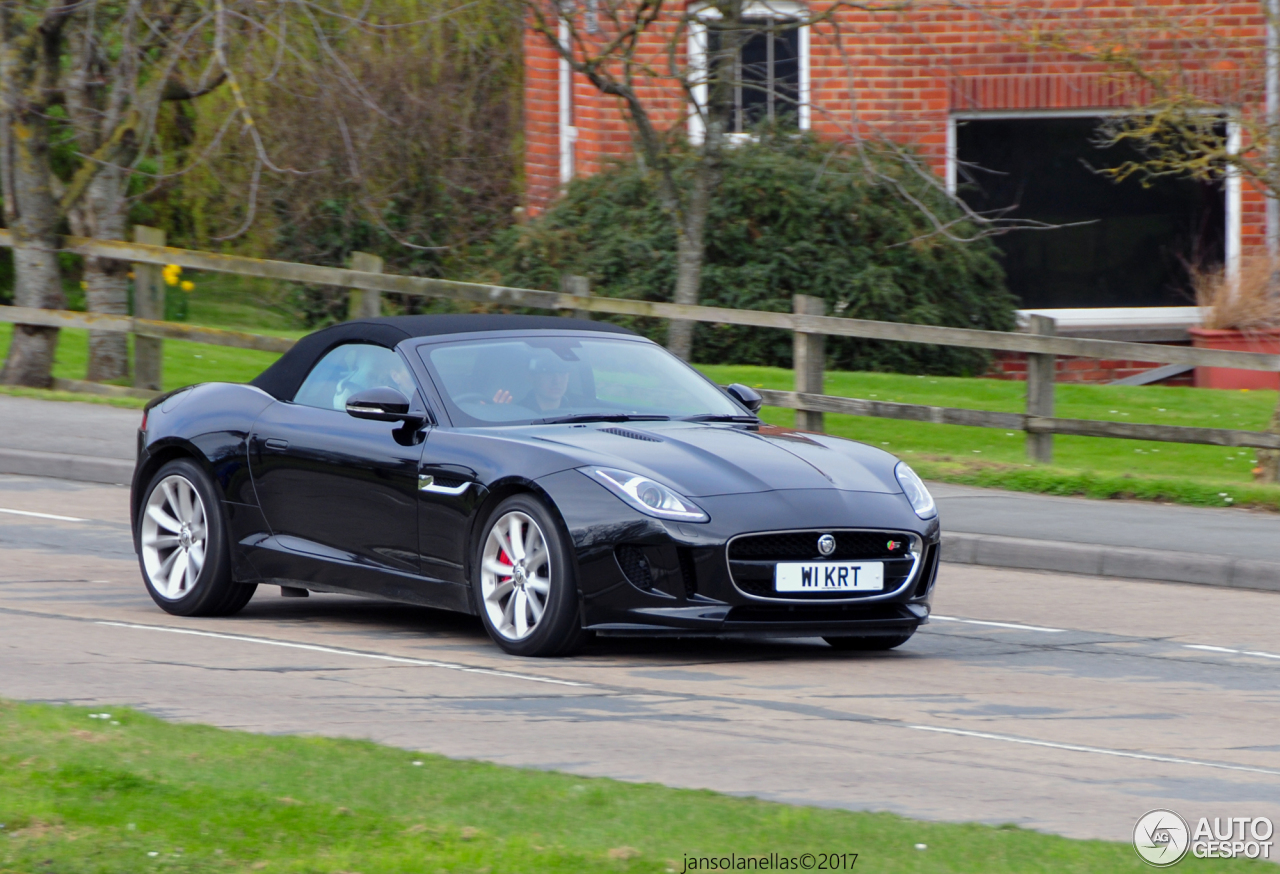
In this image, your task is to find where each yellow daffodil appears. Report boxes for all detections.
[180,280,195,292]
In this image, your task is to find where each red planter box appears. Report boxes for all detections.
[1189,327,1280,390]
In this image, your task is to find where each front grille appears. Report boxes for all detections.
[728,531,911,562]
[727,529,919,601]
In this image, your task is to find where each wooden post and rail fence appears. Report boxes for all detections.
[2,227,1280,458]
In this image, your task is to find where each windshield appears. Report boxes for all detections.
[419,335,747,426]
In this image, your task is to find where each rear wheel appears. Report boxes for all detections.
[474,494,589,657]
[137,458,256,616]
[823,632,914,652]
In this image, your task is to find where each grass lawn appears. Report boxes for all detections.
[698,365,1280,511]
[1,700,1261,874]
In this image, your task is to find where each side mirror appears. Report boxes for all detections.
[346,387,425,427]
[725,383,763,413]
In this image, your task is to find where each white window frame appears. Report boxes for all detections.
[948,108,1241,300]
[559,19,577,185]
[688,1,810,145]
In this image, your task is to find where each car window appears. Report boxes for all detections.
[293,343,417,411]
[419,336,743,426]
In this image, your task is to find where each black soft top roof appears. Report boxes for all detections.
[250,314,636,402]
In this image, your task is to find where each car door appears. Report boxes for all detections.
[249,342,431,602]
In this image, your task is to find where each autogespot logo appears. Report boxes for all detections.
[1134,809,1190,867]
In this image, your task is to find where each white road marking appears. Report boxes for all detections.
[1184,645,1280,660]
[908,725,1280,777]
[930,615,1064,633]
[0,507,86,522]
[95,621,593,688]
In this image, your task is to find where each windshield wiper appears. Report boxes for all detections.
[682,414,760,423]
[542,413,672,424]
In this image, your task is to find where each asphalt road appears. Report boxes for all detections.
[2,471,1279,847]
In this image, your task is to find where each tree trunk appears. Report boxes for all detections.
[77,169,130,382]
[0,114,65,388]
[665,147,715,362]
[667,228,705,361]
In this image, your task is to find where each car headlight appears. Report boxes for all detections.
[895,461,936,520]
[581,467,709,522]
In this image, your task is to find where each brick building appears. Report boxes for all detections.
[524,0,1271,325]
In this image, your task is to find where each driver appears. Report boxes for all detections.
[521,351,576,411]
[489,350,578,412]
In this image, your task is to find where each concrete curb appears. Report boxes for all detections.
[942,531,1280,593]
[0,447,133,486]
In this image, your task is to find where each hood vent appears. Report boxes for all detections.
[599,427,662,443]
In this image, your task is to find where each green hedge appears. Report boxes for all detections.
[496,135,1016,375]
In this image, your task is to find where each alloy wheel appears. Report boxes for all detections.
[480,510,552,641]
[141,474,208,600]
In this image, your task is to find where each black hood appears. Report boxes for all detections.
[524,422,902,497]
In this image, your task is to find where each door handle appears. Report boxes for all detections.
[264,438,289,452]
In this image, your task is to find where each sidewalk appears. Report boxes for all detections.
[0,395,137,485]
[1,395,1277,591]
[933,484,1280,593]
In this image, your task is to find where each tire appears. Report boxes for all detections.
[823,632,915,652]
[136,458,256,617]
[473,494,589,657]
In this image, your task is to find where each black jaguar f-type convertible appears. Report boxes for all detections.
[131,315,940,656]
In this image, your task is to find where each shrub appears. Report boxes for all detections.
[495,135,1016,374]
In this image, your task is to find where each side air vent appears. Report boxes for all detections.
[677,547,698,598]
[599,427,662,443]
[430,474,467,489]
[615,545,654,590]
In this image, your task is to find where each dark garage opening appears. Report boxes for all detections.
[956,116,1226,309]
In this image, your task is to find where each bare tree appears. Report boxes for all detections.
[0,0,414,387]
[0,2,75,387]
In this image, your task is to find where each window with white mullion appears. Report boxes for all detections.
[689,2,808,143]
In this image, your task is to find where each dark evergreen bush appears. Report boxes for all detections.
[496,135,1016,375]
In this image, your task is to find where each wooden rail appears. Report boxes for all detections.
[2,229,1277,373]
[1,227,1277,461]
[758,390,1280,450]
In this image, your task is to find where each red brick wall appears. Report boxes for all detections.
[524,1,1269,251]
[987,349,1196,385]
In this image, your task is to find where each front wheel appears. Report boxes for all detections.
[137,458,256,616]
[823,632,914,652]
[474,494,589,657]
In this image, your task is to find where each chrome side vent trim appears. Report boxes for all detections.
[419,474,471,495]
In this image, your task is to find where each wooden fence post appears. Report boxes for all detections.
[348,252,384,319]
[561,274,591,319]
[793,294,826,433]
[1026,314,1057,463]
[132,225,166,391]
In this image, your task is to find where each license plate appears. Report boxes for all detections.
[775,561,884,593]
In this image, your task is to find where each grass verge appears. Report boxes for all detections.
[2,699,1261,874]
[699,365,1280,511]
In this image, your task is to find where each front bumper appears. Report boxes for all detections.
[537,469,941,637]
